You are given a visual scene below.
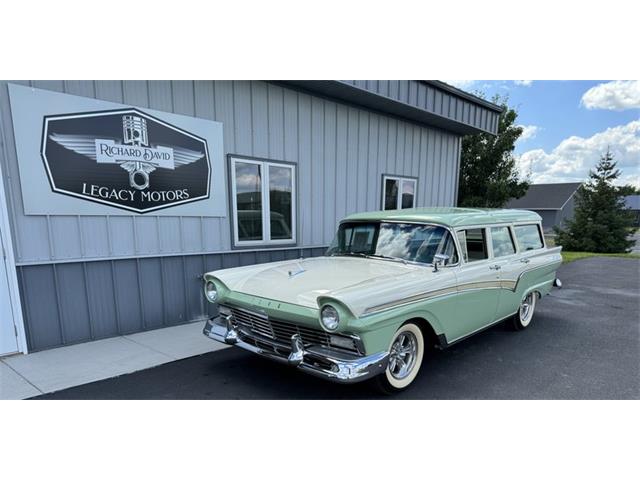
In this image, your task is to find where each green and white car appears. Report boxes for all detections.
[202,207,562,393]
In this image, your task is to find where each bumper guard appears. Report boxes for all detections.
[203,315,388,384]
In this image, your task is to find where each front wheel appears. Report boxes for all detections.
[375,322,424,394]
[511,291,537,330]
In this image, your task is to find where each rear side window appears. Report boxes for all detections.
[514,224,544,251]
[458,228,488,262]
[491,226,516,257]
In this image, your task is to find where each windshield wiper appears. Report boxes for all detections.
[368,254,408,264]
[331,252,369,258]
[330,252,409,264]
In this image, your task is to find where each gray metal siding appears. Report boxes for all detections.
[0,80,462,351]
[16,248,327,351]
[536,210,560,232]
[1,80,460,265]
[557,196,576,229]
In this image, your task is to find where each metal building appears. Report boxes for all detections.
[0,80,501,355]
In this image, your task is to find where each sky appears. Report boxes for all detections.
[444,80,640,188]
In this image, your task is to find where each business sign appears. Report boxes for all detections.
[43,109,210,213]
[9,84,225,216]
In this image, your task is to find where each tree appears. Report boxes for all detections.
[554,150,636,253]
[617,184,640,196]
[457,94,529,207]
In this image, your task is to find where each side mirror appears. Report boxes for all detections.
[432,253,450,272]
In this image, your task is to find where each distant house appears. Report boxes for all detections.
[624,195,640,227]
[506,182,582,232]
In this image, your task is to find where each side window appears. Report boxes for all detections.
[459,228,488,262]
[439,231,459,265]
[412,228,458,265]
[514,224,544,251]
[491,226,516,257]
[456,230,468,262]
[382,175,417,210]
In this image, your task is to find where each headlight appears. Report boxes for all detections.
[204,281,218,302]
[320,305,340,330]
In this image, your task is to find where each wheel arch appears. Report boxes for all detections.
[400,316,440,348]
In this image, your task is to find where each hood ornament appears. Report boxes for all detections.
[288,261,306,278]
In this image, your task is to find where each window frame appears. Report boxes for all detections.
[229,155,297,248]
[512,223,545,252]
[457,227,490,264]
[381,174,418,210]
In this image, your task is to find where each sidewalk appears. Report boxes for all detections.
[0,320,227,399]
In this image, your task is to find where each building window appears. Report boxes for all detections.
[382,175,417,210]
[230,156,296,246]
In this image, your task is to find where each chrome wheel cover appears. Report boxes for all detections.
[519,292,535,326]
[388,331,418,380]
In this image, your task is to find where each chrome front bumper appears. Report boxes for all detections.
[203,315,389,384]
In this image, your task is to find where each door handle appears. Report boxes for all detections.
[520,258,530,264]
[489,264,501,270]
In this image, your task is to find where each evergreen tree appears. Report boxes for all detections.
[457,94,529,207]
[554,150,636,253]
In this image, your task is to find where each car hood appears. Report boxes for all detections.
[210,256,426,314]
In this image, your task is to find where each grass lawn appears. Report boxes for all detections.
[561,251,640,263]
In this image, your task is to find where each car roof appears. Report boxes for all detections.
[342,207,542,228]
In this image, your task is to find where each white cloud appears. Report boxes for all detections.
[442,80,476,90]
[516,120,640,188]
[514,80,533,86]
[517,124,540,142]
[580,80,640,111]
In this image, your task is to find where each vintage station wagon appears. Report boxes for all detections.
[202,207,563,392]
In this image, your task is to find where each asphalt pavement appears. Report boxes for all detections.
[37,257,640,399]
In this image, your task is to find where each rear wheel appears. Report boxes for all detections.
[375,322,424,394]
[511,291,537,330]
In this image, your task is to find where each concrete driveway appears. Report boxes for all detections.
[37,257,640,399]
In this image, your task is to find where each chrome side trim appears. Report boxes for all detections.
[363,286,459,315]
[362,261,560,316]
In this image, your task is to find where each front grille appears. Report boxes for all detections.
[227,305,359,354]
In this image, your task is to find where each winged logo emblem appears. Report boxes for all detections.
[49,115,204,190]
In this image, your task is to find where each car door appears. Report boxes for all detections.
[488,225,523,319]
[448,227,501,342]
[499,223,549,312]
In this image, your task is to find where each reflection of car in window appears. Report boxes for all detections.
[269,211,292,240]
[237,210,292,241]
[203,208,562,394]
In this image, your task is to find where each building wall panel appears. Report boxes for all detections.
[1,80,466,351]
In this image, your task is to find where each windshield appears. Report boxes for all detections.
[326,222,458,265]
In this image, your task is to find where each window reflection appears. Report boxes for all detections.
[491,227,516,257]
[383,176,417,210]
[327,222,458,265]
[384,178,398,210]
[235,162,262,241]
[269,165,293,240]
[401,180,415,209]
[514,224,544,250]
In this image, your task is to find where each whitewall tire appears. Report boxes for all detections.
[511,291,537,330]
[375,322,425,394]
